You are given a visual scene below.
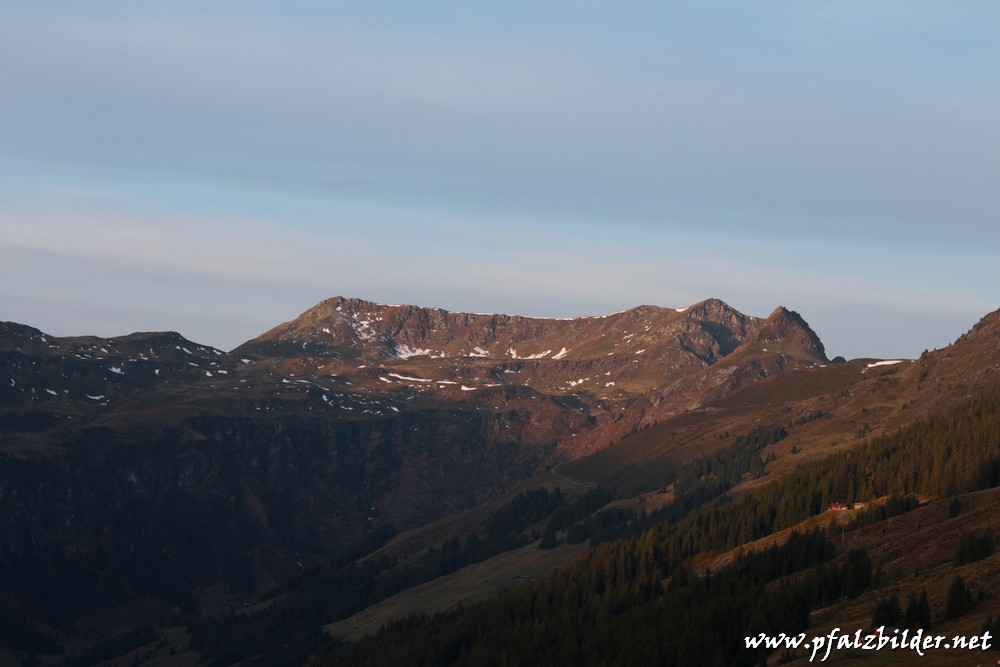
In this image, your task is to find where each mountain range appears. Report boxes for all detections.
[1,296,999,666]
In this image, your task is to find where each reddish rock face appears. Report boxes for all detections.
[231,296,828,457]
[237,296,827,368]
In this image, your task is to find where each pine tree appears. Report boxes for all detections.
[900,588,933,629]
[871,595,901,627]
[946,576,973,619]
[842,549,872,599]
[538,528,557,550]
[949,496,962,517]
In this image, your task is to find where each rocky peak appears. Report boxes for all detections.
[951,307,1000,347]
[685,297,741,319]
[0,321,45,338]
[0,321,49,351]
[747,306,827,362]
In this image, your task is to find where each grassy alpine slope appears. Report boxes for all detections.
[318,382,1000,666]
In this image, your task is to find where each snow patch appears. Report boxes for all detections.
[349,315,375,341]
[387,373,432,383]
[591,308,632,319]
[866,359,904,368]
[86,394,105,400]
[552,347,568,360]
[863,359,906,373]
[109,366,123,375]
[507,345,551,360]
[396,344,443,359]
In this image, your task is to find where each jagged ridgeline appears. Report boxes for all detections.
[315,383,1000,667]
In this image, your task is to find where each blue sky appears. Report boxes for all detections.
[1,2,998,359]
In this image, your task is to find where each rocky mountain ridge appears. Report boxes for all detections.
[235,296,826,366]
[233,297,828,452]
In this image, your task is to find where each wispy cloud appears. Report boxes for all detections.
[1,3,998,357]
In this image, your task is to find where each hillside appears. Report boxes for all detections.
[565,307,1000,498]
[0,296,831,662]
[195,307,1000,666]
[2,302,997,665]
[316,379,1000,667]
[305,309,1000,648]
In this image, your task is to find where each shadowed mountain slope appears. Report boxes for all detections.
[0,297,873,662]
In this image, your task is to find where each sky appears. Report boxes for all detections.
[1,2,998,360]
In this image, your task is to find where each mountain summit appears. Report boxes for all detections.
[223,297,831,460]
[234,296,827,366]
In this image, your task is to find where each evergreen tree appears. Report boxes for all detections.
[539,528,558,550]
[956,531,993,565]
[871,595,901,628]
[946,576,973,619]
[842,549,872,599]
[949,496,962,518]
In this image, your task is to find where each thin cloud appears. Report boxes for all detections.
[1,3,998,358]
